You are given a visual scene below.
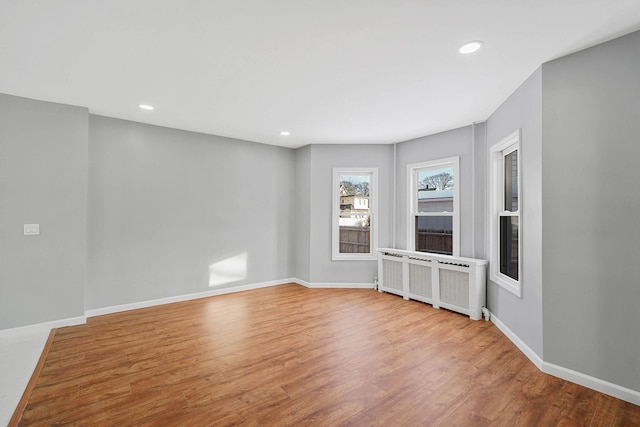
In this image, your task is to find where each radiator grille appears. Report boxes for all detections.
[382,259,403,291]
[409,263,432,298]
[377,248,486,320]
[439,270,469,309]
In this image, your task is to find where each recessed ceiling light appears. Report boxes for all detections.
[459,41,483,54]
[138,104,155,110]
[280,131,291,136]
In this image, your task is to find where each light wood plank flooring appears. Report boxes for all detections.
[16,284,640,426]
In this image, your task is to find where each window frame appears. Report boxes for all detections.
[489,129,522,297]
[407,157,460,256]
[332,167,378,261]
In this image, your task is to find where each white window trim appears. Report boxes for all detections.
[407,157,460,256]
[489,129,522,297]
[332,167,378,261]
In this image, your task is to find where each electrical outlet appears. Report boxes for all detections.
[24,224,40,235]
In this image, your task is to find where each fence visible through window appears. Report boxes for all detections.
[339,225,371,253]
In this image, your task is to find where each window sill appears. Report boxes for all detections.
[490,273,522,298]
[332,254,377,261]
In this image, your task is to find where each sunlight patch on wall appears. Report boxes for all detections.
[209,252,248,287]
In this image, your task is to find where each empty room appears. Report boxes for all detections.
[1,1,639,425]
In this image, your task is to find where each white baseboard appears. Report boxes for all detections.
[86,278,297,318]
[86,278,374,318]
[490,312,640,406]
[3,280,373,333]
[542,361,640,406]
[490,313,543,369]
[294,279,375,289]
[0,316,86,338]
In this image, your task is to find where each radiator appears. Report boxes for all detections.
[377,248,487,320]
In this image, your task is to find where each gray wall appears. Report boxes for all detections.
[0,94,88,329]
[307,144,393,284]
[542,30,640,392]
[294,145,311,282]
[485,67,544,357]
[472,122,487,259]
[395,126,476,257]
[87,116,295,309]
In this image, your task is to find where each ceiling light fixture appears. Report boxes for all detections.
[138,104,155,110]
[459,41,484,54]
[280,131,291,136]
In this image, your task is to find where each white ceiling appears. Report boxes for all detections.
[1,1,640,148]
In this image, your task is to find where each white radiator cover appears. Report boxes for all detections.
[377,248,487,320]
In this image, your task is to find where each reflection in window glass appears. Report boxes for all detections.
[504,150,518,212]
[415,216,453,255]
[338,175,371,254]
[500,216,519,280]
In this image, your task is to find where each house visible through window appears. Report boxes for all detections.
[332,168,378,260]
[490,129,521,296]
[408,157,459,256]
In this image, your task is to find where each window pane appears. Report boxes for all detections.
[415,216,453,255]
[417,167,454,213]
[504,150,518,212]
[339,216,370,253]
[339,175,370,253]
[500,216,519,280]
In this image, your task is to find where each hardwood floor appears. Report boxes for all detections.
[16,284,640,426]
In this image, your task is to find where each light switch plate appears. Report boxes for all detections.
[24,224,40,235]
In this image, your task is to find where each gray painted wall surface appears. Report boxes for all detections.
[485,68,544,357]
[307,144,393,284]
[87,116,295,309]
[395,126,475,257]
[0,94,88,329]
[542,31,640,392]
[294,145,311,282]
[472,122,487,259]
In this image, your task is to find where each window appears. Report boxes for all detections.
[490,130,521,296]
[332,168,378,260]
[408,157,459,256]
